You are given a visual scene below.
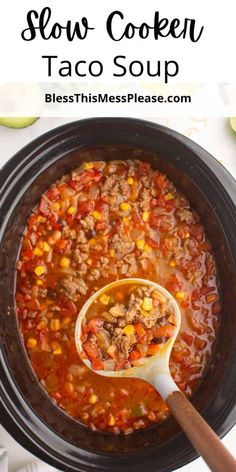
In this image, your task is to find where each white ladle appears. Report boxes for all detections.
[75,278,236,472]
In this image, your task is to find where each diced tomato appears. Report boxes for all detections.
[194,337,207,350]
[154,173,169,189]
[87,317,104,334]
[28,214,38,228]
[148,238,159,248]
[95,220,108,232]
[182,332,194,346]
[45,186,60,201]
[150,213,173,231]
[166,274,183,293]
[138,161,151,174]
[83,341,101,360]
[187,313,205,335]
[149,215,160,229]
[51,222,61,231]
[92,358,104,370]
[92,171,103,183]
[27,299,41,311]
[172,348,191,364]
[77,200,94,216]
[68,180,82,191]
[69,170,102,191]
[39,198,49,215]
[129,349,141,361]
[147,344,163,356]
[153,325,175,338]
[22,248,33,260]
[134,323,146,338]
[165,199,176,212]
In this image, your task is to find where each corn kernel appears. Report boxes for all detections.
[34,265,46,276]
[99,294,110,305]
[62,317,71,327]
[33,247,43,257]
[37,216,46,223]
[53,346,62,355]
[92,210,102,220]
[120,202,131,212]
[123,325,135,336]
[136,239,145,250]
[127,177,134,185]
[36,279,43,286]
[165,192,174,201]
[50,319,61,331]
[42,242,50,253]
[175,291,185,301]
[27,338,37,349]
[89,394,99,404]
[67,206,76,215]
[89,238,96,246]
[108,415,116,426]
[142,211,150,222]
[141,297,153,311]
[169,259,176,268]
[109,248,115,257]
[52,202,60,212]
[84,162,94,170]
[59,257,70,268]
[37,319,47,330]
[123,216,130,225]
[87,258,92,266]
[144,243,151,253]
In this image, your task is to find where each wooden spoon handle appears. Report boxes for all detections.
[166,391,236,472]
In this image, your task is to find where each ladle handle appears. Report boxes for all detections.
[166,391,236,472]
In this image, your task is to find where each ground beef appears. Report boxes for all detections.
[139,187,151,211]
[38,287,48,298]
[81,215,95,230]
[77,230,87,244]
[60,276,88,301]
[101,175,130,211]
[110,233,135,260]
[176,209,194,224]
[118,254,138,277]
[62,226,77,240]
[87,268,100,281]
[113,327,136,358]
[73,244,89,265]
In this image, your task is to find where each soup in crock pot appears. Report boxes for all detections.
[15,159,220,434]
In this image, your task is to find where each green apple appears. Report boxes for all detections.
[229,117,236,133]
[0,83,43,129]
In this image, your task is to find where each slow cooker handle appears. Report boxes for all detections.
[167,391,236,472]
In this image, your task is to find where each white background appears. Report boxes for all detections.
[0,116,235,471]
[0,0,235,83]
